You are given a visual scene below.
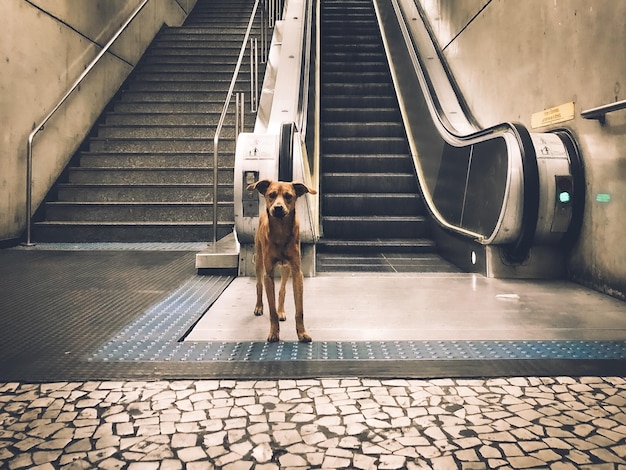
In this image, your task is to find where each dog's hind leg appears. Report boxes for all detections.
[253,245,264,316]
[277,264,289,321]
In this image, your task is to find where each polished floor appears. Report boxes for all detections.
[186,273,626,343]
[1,245,625,469]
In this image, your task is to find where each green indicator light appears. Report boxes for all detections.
[596,193,611,203]
[559,192,571,204]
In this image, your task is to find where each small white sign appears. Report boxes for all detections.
[531,102,575,128]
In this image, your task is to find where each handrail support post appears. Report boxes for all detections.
[212,136,219,246]
[250,38,259,112]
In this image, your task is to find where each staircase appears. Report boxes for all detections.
[32,0,263,243]
[318,0,434,258]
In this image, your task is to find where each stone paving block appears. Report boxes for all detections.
[278,452,308,467]
[1,377,625,469]
[177,445,208,462]
[322,455,352,468]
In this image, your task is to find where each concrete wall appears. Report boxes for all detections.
[0,0,196,243]
[419,0,626,299]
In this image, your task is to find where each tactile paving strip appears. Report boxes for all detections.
[89,276,626,362]
[89,275,234,363]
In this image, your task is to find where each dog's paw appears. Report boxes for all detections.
[254,305,263,316]
[277,310,287,322]
[298,332,312,343]
[267,332,280,342]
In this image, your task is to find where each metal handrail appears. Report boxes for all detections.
[24,0,150,246]
[582,99,626,123]
[211,0,282,245]
[212,0,262,246]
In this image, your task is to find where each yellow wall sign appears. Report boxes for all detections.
[531,102,575,128]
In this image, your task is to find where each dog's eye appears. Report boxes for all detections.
[268,192,277,199]
[284,193,293,201]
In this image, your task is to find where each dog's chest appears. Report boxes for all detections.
[269,237,297,261]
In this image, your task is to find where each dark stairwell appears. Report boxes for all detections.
[317,0,439,272]
[32,0,264,243]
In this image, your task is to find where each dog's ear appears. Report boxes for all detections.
[247,179,272,194]
[293,183,317,198]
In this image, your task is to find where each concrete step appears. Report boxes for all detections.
[140,55,244,65]
[131,71,244,82]
[158,31,253,41]
[36,0,265,243]
[112,101,236,113]
[138,63,248,74]
[89,138,236,153]
[31,221,233,243]
[66,167,233,185]
[78,151,234,168]
[144,47,246,58]
[96,125,231,139]
[44,201,233,222]
[152,37,246,47]
[126,81,250,92]
[56,183,233,203]
[118,90,248,103]
[105,112,221,126]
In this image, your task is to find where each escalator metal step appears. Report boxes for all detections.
[319,0,436,259]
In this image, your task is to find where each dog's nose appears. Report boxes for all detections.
[273,205,285,218]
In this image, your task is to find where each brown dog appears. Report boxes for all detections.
[246,179,316,342]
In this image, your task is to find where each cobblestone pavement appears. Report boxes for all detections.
[1,377,626,470]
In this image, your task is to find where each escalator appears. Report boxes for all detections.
[373,0,583,277]
[317,0,435,262]
[314,0,583,277]
[235,0,583,279]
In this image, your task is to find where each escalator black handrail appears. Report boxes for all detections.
[400,0,528,147]
[278,121,295,182]
[506,123,539,263]
[382,0,540,260]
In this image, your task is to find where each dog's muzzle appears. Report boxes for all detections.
[271,205,286,218]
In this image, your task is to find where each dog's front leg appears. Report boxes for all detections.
[292,269,312,343]
[277,264,289,321]
[263,268,281,342]
[253,246,264,316]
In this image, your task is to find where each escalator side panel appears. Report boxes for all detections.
[464,138,509,236]
[432,144,470,227]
